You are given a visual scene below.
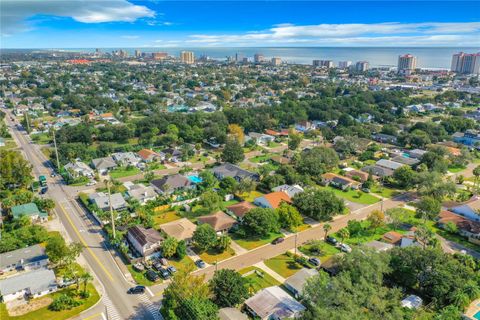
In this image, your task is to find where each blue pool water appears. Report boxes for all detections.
[402,153,410,158]
[475,311,480,320]
[187,175,203,184]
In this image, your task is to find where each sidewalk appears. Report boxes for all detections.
[230,240,248,255]
[254,261,286,283]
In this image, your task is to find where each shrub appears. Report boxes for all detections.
[49,294,82,311]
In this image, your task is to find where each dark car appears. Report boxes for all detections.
[145,270,159,282]
[272,237,285,245]
[127,285,146,294]
[153,261,163,271]
[326,236,338,245]
[159,268,170,279]
[308,257,321,267]
[167,266,177,274]
[40,187,48,194]
[195,260,206,268]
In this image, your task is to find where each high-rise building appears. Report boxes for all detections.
[313,60,334,68]
[180,51,195,64]
[135,50,142,58]
[271,57,282,66]
[338,61,352,69]
[153,52,168,60]
[355,61,369,72]
[254,53,265,63]
[397,54,417,75]
[451,52,480,74]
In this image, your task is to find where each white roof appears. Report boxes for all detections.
[401,295,423,309]
[245,286,305,319]
[0,268,56,296]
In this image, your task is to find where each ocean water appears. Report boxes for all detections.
[5,47,480,69]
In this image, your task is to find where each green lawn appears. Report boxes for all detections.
[240,266,281,294]
[194,246,236,264]
[0,138,17,150]
[321,186,380,205]
[264,253,303,278]
[127,265,157,286]
[109,166,141,179]
[448,165,467,173]
[237,191,264,202]
[231,231,284,250]
[168,256,196,272]
[370,185,399,199]
[30,132,52,145]
[0,284,99,320]
[333,221,405,246]
[299,241,341,262]
[250,154,274,163]
[147,163,167,170]
[153,210,182,226]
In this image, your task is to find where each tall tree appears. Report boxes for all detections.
[193,224,218,251]
[221,138,244,164]
[209,269,249,307]
[0,150,33,189]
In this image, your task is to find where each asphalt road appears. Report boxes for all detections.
[4,112,162,320]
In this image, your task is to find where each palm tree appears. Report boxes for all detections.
[80,272,93,295]
[338,228,350,243]
[323,223,332,240]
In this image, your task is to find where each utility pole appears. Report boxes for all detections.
[294,232,298,257]
[51,128,61,172]
[24,112,30,133]
[106,179,116,239]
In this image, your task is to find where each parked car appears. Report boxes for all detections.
[132,263,145,272]
[86,180,97,186]
[153,261,163,271]
[195,259,206,268]
[159,268,170,279]
[167,266,177,274]
[145,270,159,281]
[308,257,321,267]
[326,236,338,245]
[272,237,285,245]
[127,285,146,294]
[40,187,48,194]
[159,258,168,266]
[340,243,352,253]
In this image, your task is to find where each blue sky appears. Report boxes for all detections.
[2,1,480,48]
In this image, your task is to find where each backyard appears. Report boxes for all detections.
[236,191,264,202]
[109,166,141,179]
[321,186,380,205]
[153,209,182,226]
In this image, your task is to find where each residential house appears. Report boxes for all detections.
[11,203,48,222]
[247,132,275,145]
[343,169,370,182]
[390,155,420,166]
[226,201,257,220]
[138,149,163,162]
[244,286,306,320]
[150,174,192,194]
[112,152,141,166]
[159,218,197,243]
[254,191,292,209]
[372,133,398,144]
[321,173,361,190]
[376,159,405,171]
[162,148,183,162]
[91,156,117,174]
[64,160,94,178]
[405,149,427,159]
[13,104,29,116]
[197,211,237,234]
[272,184,304,198]
[212,163,259,182]
[295,120,316,132]
[0,268,57,302]
[127,225,163,257]
[219,308,248,320]
[88,192,127,211]
[284,268,318,298]
[382,231,403,245]
[125,183,158,205]
[270,155,291,165]
[453,130,480,149]
[438,210,480,242]
[0,244,49,274]
[451,198,480,222]
[361,165,394,178]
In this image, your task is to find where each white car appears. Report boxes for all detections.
[340,243,352,253]
[86,180,97,186]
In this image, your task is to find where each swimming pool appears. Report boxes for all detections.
[475,311,480,320]
[187,175,203,184]
[402,152,411,158]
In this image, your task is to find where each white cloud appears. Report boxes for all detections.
[1,0,154,35]
[183,22,480,47]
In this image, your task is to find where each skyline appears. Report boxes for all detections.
[1,1,480,48]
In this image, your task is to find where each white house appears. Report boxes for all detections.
[0,244,49,275]
[0,269,57,302]
[64,160,94,178]
[127,225,163,257]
